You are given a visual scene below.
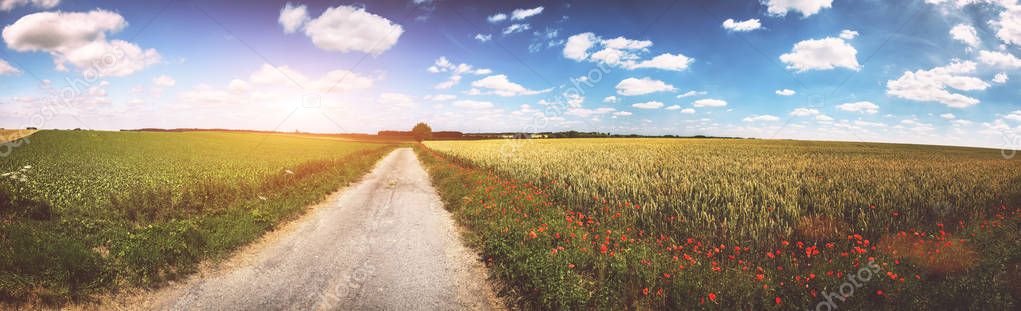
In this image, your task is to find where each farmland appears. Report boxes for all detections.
[421,138,1021,309]
[0,131,395,303]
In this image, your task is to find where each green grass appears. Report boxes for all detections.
[419,139,1021,310]
[0,130,394,304]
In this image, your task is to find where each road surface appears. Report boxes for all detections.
[144,148,499,310]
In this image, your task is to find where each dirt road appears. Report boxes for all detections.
[142,148,499,310]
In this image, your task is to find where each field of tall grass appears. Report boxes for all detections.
[421,138,1021,310]
[0,131,394,304]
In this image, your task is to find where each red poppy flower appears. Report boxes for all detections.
[708,293,717,302]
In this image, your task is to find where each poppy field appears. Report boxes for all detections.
[420,138,1021,310]
[0,131,395,304]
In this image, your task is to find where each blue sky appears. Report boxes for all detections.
[1,0,1020,149]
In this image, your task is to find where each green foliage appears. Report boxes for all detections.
[0,130,393,304]
[412,122,432,142]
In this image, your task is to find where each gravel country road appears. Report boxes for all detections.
[146,148,500,310]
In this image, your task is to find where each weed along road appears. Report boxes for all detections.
[147,148,499,310]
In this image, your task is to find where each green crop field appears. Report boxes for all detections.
[421,138,1021,310]
[0,131,394,303]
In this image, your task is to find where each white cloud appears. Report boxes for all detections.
[779,37,860,72]
[428,57,490,89]
[836,101,880,114]
[722,18,762,32]
[0,59,19,75]
[790,107,819,116]
[503,23,531,35]
[993,72,1009,83]
[453,100,494,110]
[991,5,1021,45]
[978,50,1021,69]
[692,98,728,107]
[762,0,833,17]
[279,2,310,33]
[562,32,694,71]
[680,108,696,114]
[0,0,58,11]
[180,63,374,107]
[665,104,682,110]
[378,92,416,108]
[613,111,632,116]
[839,29,859,40]
[630,53,694,71]
[815,114,834,121]
[300,5,403,55]
[775,89,796,96]
[632,101,664,109]
[743,114,780,122]
[886,61,989,108]
[950,24,980,48]
[1004,110,1021,122]
[249,63,374,92]
[567,107,616,117]
[677,90,707,98]
[563,32,598,61]
[615,77,676,96]
[474,33,492,42]
[487,13,507,23]
[425,94,456,101]
[941,113,957,119]
[511,6,544,20]
[470,74,548,96]
[153,75,176,88]
[2,10,160,77]
[603,96,618,103]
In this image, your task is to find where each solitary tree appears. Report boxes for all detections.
[411,122,432,142]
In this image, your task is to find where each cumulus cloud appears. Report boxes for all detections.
[886,61,989,108]
[425,94,456,101]
[511,6,544,20]
[677,90,707,98]
[0,0,58,11]
[993,72,1009,83]
[692,98,727,107]
[836,101,880,114]
[603,96,618,103]
[722,18,762,32]
[0,59,19,75]
[613,111,632,116]
[562,32,694,71]
[991,4,1021,46]
[762,0,833,17]
[2,9,161,77]
[839,29,859,40]
[665,104,682,110]
[950,24,980,48]
[978,50,1021,69]
[563,32,598,61]
[790,107,819,116]
[180,63,374,107]
[427,56,490,89]
[470,74,549,96]
[779,36,860,72]
[474,33,492,42]
[680,108,696,114]
[453,100,494,109]
[615,77,676,96]
[487,13,507,23]
[775,89,796,96]
[283,4,403,55]
[743,114,780,122]
[153,75,176,88]
[567,107,616,117]
[279,2,310,33]
[378,92,416,108]
[941,113,957,120]
[632,101,664,109]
